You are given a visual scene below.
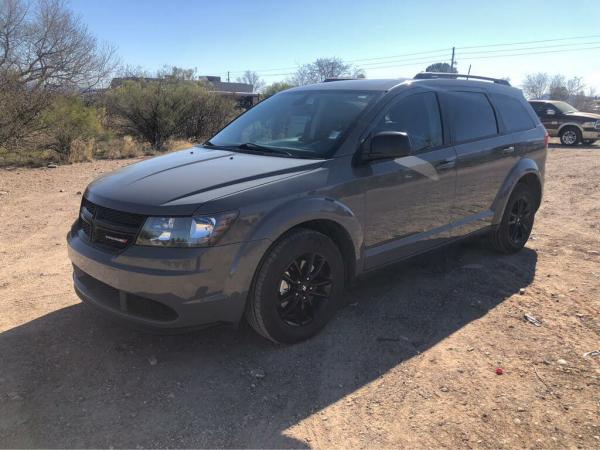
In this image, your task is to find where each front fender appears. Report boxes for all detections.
[491,158,542,225]
[220,196,364,322]
[249,196,364,260]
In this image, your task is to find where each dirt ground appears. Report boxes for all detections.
[0,143,599,449]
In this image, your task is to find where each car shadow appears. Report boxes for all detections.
[0,242,538,448]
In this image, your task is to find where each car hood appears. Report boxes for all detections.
[565,111,600,120]
[85,146,325,215]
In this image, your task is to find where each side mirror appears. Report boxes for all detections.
[546,109,556,116]
[364,131,412,161]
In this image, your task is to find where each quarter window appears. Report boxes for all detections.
[444,92,498,142]
[373,92,443,153]
[492,94,536,132]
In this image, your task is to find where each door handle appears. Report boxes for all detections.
[502,146,515,154]
[435,157,456,171]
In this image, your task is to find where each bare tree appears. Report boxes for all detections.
[566,77,585,97]
[522,73,549,99]
[290,57,365,85]
[0,0,117,150]
[0,0,117,90]
[236,70,264,93]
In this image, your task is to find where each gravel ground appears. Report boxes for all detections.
[0,144,599,448]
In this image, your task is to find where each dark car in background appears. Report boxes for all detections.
[68,73,547,344]
[529,100,600,146]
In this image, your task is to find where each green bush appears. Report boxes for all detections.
[106,80,238,150]
[41,96,103,161]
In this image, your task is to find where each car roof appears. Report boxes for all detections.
[287,78,410,92]
[287,77,522,95]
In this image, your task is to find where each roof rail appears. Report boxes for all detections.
[323,77,357,82]
[413,72,511,86]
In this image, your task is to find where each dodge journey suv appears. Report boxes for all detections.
[68,72,547,343]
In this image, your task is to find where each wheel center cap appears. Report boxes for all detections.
[301,285,308,291]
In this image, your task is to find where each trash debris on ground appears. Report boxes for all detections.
[557,359,568,366]
[519,288,526,295]
[250,369,266,379]
[495,367,504,375]
[583,350,600,358]
[47,163,57,168]
[524,314,542,327]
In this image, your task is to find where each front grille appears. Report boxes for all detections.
[79,199,146,251]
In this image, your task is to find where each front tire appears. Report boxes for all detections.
[246,228,344,344]
[489,183,537,254]
[559,126,582,146]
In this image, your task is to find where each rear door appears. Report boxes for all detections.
[441,90,515,237]
[363,90,457,269]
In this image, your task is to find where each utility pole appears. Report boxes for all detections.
[227,71,230,83]
[450,47,455,72]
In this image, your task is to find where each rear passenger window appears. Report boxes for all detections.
[373,92,443,153]
[444,92,498,142]
[493,94,536,132]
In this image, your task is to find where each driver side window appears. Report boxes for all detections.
[373,92,443,153]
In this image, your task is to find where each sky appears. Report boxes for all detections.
[70,0,600,92]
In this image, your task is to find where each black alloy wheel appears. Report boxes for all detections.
[277,253,333,326]
[246,228,344,344]
[507,197,532,246]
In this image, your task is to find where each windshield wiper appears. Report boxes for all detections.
[236,142,293,157]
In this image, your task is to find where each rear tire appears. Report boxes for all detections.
[246,228,344,344]
[489,183,536,254]
[559,126,582,146]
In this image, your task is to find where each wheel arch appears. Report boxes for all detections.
[557,122,583,135]
[492,158,543,225]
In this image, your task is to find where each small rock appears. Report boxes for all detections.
[47,163,58,168]
[440,386,449,392]
[519,288,526,295]
[586,250,599,256]
[250,369,265,379]
[557,359,568,366]
[513,418,522,425]
[167,393,175,399]
[467,347,474,352]
[0,190,8,195]
[7,392,22,401]
[76,191,82,195]
[517,407,526,412]
[148,356,158,366]
[59,189,64,193]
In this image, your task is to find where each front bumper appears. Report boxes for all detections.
[67,228,269,331]
[582,130,600,140]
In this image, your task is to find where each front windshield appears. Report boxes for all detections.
[208,90,378,158]
[552,101,578,114]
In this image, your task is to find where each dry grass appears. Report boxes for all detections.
[0,136,196,167]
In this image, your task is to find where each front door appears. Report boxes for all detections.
[363,91,457,270]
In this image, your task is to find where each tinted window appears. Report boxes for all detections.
[445,92,498,142]
[373,92,443,153]
[209,90,377,158]
[529,102,546,114]
[493,94,536,132]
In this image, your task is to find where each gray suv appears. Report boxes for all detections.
[68,73,547,343]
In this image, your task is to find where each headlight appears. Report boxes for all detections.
[136,212,237,247]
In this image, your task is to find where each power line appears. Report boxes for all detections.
[221,34,600,78]
[457,33,600,50]
[352,40,600,70]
